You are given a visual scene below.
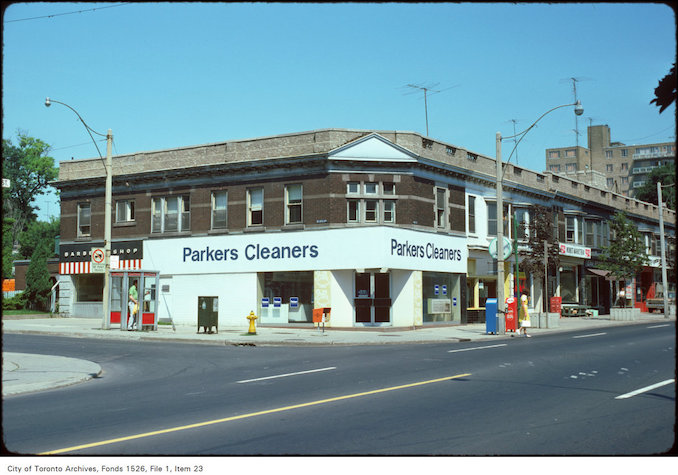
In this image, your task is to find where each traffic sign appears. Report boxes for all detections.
[91,247,105,273]
[488,237,512,260]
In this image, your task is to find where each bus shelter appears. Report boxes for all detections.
[107,270,160,331]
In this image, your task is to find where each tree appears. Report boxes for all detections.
[518,205,561,311]
[18,218,60,260]
[598,212,649,307]
[650,63,676,114]
[23,243,53,312]
[2,217,16,279]
[633,163,675,210]
[2,133,58,246]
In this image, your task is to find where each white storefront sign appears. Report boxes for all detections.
[143,227,468,275]
[559,242,591,259]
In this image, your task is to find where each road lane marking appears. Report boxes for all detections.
[448,344,506,353]
[39,372,471,455]
[572,332,607,339]
[236,366,337,383]
[647,324,671,329]
[615,379,675,399]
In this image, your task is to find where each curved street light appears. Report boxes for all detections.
[45,98,113,330]
[494,101,583,334]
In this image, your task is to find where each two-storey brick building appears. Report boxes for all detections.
[54,128,675,328]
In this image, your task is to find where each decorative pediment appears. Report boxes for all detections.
[329,133,417,162]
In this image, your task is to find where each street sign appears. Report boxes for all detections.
[2,178,10,188]
[91,247,105,273]
[488,237,512,260]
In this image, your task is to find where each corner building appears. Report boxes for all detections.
[55,129,675,327]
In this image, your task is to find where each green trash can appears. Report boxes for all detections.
[590,309,599,318]
[198,296,218,334]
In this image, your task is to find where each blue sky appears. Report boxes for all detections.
[3,2,675,221]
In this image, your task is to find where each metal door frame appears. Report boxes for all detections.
[354,271,392,326]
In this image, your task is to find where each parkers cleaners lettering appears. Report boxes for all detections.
[183,244,319,262]
[391,238,462,261]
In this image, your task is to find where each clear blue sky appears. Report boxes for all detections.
[3,2,675,221]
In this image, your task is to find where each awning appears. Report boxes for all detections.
[587,268,613,280]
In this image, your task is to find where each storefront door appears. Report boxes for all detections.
[355,272,391,325]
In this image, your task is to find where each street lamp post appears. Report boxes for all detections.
[45,98,113,330]
[495,100,583,334]
[657,181,669,319]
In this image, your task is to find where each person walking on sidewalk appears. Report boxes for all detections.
[518,294,531,337]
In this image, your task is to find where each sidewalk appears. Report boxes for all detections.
[2,312,675,396]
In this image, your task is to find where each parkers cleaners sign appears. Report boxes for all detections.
[143,227,467,275]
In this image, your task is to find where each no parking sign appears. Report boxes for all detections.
[91,247,105,273]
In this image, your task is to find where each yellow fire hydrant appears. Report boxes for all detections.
[247,311,258,335]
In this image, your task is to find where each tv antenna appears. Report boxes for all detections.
[404,83,458,136]
[560,77,592,149]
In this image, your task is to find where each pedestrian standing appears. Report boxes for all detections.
[518,294,531,337]
[128,279,139,330]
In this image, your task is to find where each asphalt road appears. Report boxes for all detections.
[2,323,675,455]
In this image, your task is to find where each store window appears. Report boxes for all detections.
[211,191,228,229]
[77,202,91,238]
[560,266,577,303]
[261,271,313,323]
[285,184,303,224]
[247,188,263,226]
[115,200,135,223]
[74,274,103,302]
[151,195,190,233]
[422,272,461,324]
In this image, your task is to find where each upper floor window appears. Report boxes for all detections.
[436,188,447,228]
[365,200,378,222]
[565,149,576,157]
[347,200,360,223]
[606,178,614,188]
[77,202,91,238]
[585,220,596,247]
[550,164,561,172]
[515,208,530,241]
[565,215,583,244]
[487,202,497,236]
[211,191,228,229]
[606,164,614,172]
[347,182,359,194]
[566,163,577,172]
[152,195,190,233]
[364,182,378,194]
[548,150,560,159]
[382,182,395,195]
[285,184,303,224]
[621,162,628,171]
[383,200,395,223]
[247,188,264,226]
[621,149,628,157]
[468,196,476,234]
[605,150,613,159]
[115,199,135,223]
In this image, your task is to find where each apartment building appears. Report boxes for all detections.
[54,129,675,328]
[545,124,675,196]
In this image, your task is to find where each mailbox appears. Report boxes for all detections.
[485,298,498,334]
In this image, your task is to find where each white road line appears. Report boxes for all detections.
[615,379,675,400]
[572,332,607,339]
[647,324,671,329]
[236,367,337,384]
[448,344,507,353]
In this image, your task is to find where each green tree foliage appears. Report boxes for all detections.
[518,205,560,280]
[2,133,58,245]
[18,218,60,260]
[599,212,649,305]
[633,163,675,210]
[2,217,16,279]
[23,243,52,312]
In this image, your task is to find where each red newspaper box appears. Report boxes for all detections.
[505,296,517,332]
[550,296,562,315]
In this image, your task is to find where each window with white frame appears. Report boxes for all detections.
[364,182,377,194]
[365,200,378,222]
[487,202,497,236]
[468,196,476,234]
[247,188,264,226]
[621,149,628,157]
[77,202,91,237]
[347,200,360,222]
[515,208,530,241]
[285,184,303,224]
[347,182,359,194]
[211,191,228,229]
[115,199,135,223]
[383,200,395,223]
[151,195,190,233]
[383,182,395,195]
[605,150,613,158]
[585,219,596,247]
[566,216,576,243]
[436,188,446,228]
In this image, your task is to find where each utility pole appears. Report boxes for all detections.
[657,181,669,318]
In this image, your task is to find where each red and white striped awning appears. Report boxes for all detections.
[60,259,142,275]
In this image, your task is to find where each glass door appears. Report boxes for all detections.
[354,272,391,325]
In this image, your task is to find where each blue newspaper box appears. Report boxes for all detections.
[485,298,498,334]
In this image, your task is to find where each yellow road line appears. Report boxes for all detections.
[39,372,471,455]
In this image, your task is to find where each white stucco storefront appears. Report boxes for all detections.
[143,226,467,328]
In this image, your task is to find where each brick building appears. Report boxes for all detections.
[54,129,675,327]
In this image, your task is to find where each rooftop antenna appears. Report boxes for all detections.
[510,119,520,165]
[404,83,458,136]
